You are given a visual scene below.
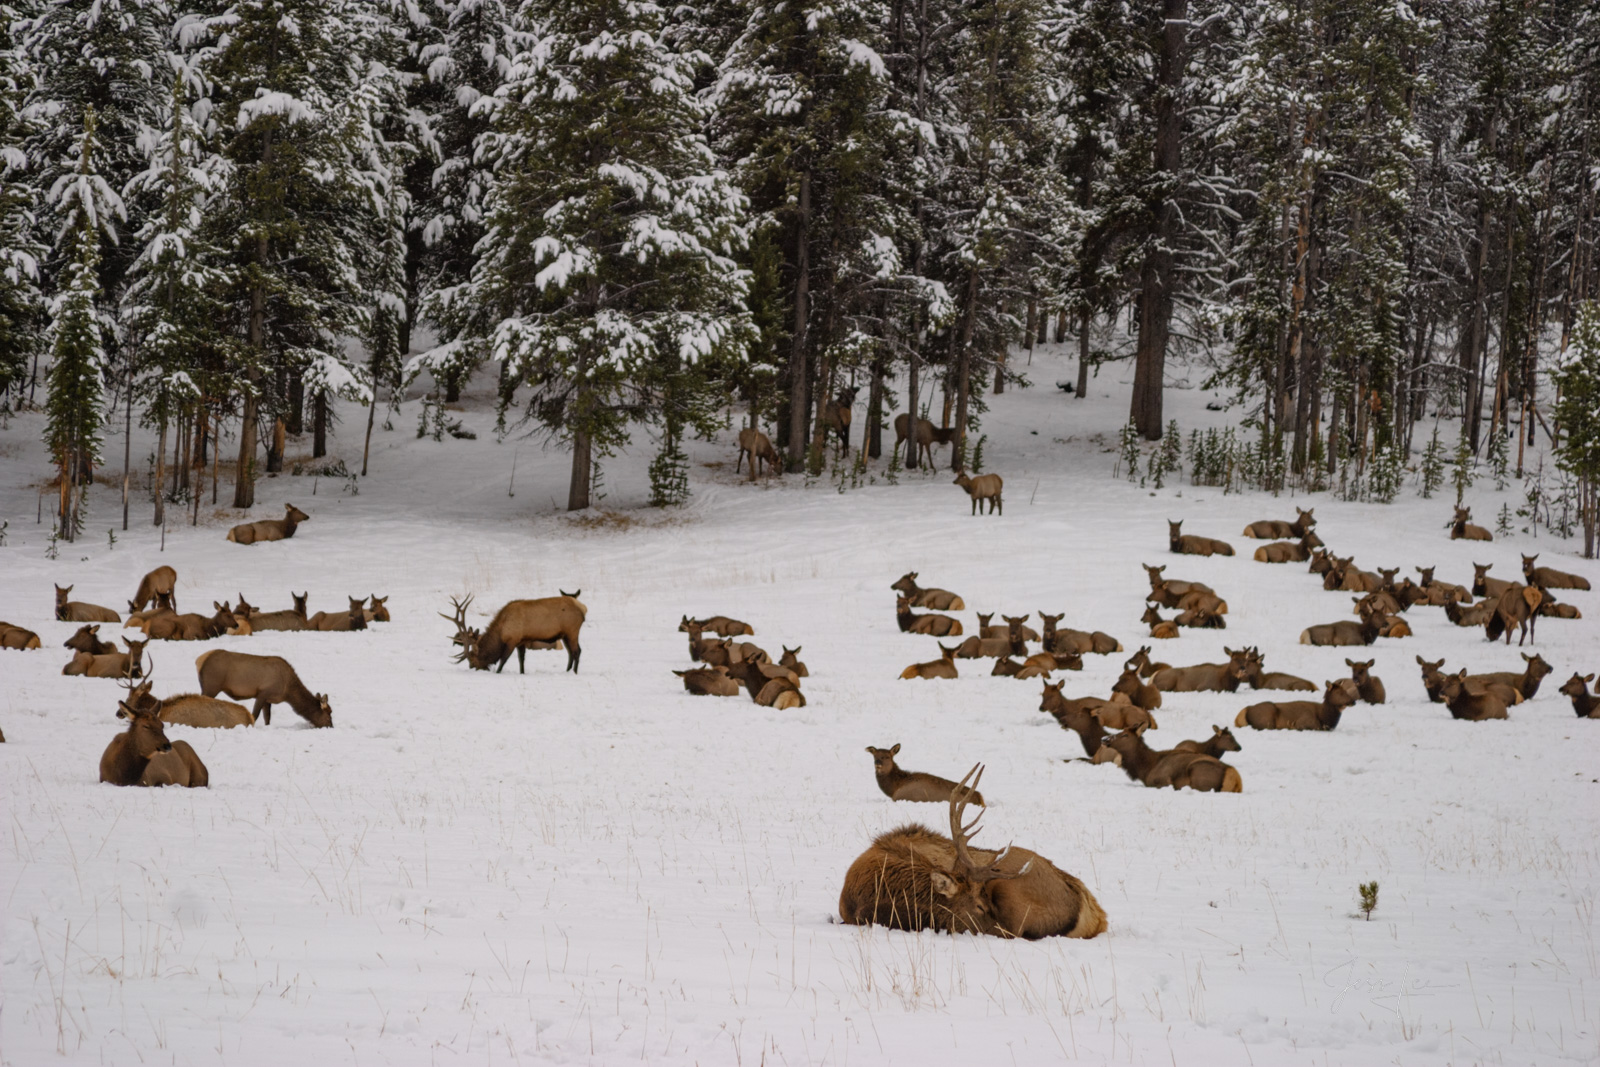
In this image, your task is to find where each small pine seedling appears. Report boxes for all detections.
[1359,881,1379,921]
[107,527,116,550]
[1496,502,1515,538]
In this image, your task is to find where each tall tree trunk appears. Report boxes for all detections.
[1463,107,1498,453]
[867,356,884,459]
[568,423,593,512]
[1130,0,1187,441]
[313,391,327,458]
[952,269,979,471]
[235,237,267,508]
[121,363,132,531]
[153,418,167,527]
[288,370,304,435]
[786,172,811,469]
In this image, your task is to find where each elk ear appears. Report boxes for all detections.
[1522,652,1532,662]
[890,743,901,755]
[1345,658,1354,667]
[116,704,132,720]
[928,871,959,898]
[1585,674,1595,683]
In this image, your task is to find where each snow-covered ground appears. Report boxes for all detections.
[3,345,1598,1066]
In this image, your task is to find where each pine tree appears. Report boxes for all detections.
[0,10,42,404]
[1419,426,1445,498]
[1554,302,1600,557]
[436,0,751,510]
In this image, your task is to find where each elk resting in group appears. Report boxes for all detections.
[1413,567,1470,604]
[1173,725,1242,758]
[0,622,41,650]
[146,601,238,642]
[1559,673,1600,718]
[1101,725,1243,792]
[122,678,255,728]
[838,765,1106,939]
[1142,565,1216,607]
[54,584,120,622]
[1299,615,1381,647]
[1450,506,1492,541]
[1235,680,1357,731]
[1484,584,1543,646]
[866,744,986,805]
[1168,520,1235,557]
[1252,533,1321,563]
[126,593,176,628]
[674,666,741,696]
[979,612,1038,641]
[63,638,147,679]
[227,503,310,544]
[250,592,310,631]
[364,595,391,623]
[1111,668,1161,711]
[955,633,1012,659]
[1445,598,1497,627]
[735,426,782,479]
[1472,562,1513,599]
[444,593,586,672]
[1149,648,1256,692]
[1415,657,1520,706]
[1241,508,1316,540]
[1124,646,1171,679]
[890,573,964,611]
[901,643,959,680]
[64,624,116,656]
[1141,606,1179,639]
[1345,659,1387,703]
[1039,613,1123,654]
[1522,553,1592,591]
[131,566,178,612]
[723,658,805,708]
[679,614,754,637]
[100,701,209,787]
[308,597,370,632]
[897,597,963,636]
[780,646,809,677]
[1438,670,1510,721]
[954,472,1004,515]
[197,650,333,727]
[893,414,958,468]
[1467,652,1552,700]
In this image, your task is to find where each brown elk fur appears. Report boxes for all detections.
[1467,652,1552,700]
[1253,534,1319,563]
[100,701,208,786]
[227,503,309,544]
[1173,725,1242,757]
[1537,592,1582,619]
[1445,598,1497,626]
[822,386,859,454]
[131,566,178,612]
[54,584,120,622]
[893,414,957,468]
[124,681,255,729]
[1242,508,1315,540]
[1111,668,1162,711]
[1124,646,1170,679]
[674,665,740,696]
[866,744,984,804]
[1,623,42,650]
[1309,548,1336,575]
[900,643,959,680]
[364,595,391,623]
[1558,673,1599,718]
[1472,563,1513,599]
[1168,520,1234,557]
[1438,670,1509,721]
[1040,613,1123,653]
[1415,657,1520,705]
[890,572,965,611]
[1414,567,1470,604]
[308,596,370,632]
[1038,682,1111,756]
[956,634,1013,658]
[838,766,1106,939]
[1141,605,1180,639]
[127,592,176,628]
[897,597,963,636]
[146,601,237,641]
[953,472,1004,515]
[1299,615,1381,647]
[679,614,754,637]
[1142,565,1214,606]
[1450,506,1492,541]
[251,592,310,632]
[63,638,147,679]
[1522,553,1592,591]
[446,594,586,672]
[1235,680,1357,731]
[64,624,116,656]
[1484,584,1543,646]
[735,426,781,479]
[1345,659,1387,703]
[1150,648,1255,692]
[1417,656,1449,702]
[1102,726,1242,793]
[980,612,1038,641]
[780,646,809,677]
[197,650,333,727]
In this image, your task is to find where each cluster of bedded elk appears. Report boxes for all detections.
[673,615,808,708]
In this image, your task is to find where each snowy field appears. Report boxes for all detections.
[2,345,1598,1066]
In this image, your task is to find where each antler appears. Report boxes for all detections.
[450,627,481,662]
[439,594,474,635]
[947,764,1031,885]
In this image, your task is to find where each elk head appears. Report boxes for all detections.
[930,765,1030,933]
[865,743,901,776]
[115,700,174,760]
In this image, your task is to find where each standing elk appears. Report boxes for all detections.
[443,593,586,673]
[1559,673,1599,718]
[1484,584,1543,646]
[1101,725,1243,792]
[735,426,781,479]
[954,472,1003,515]
[197,649,333,727]
[679,614,754,637]
[1437,670,1509,721]
[1242,508,1316,539]
[250,592,310,632]
[63,637,147,679]
[64,624,116,656]
[822,385,859,454]
[131,566,178,612]
[1,622,41,650]
[1522,553,1591,591]
[890,572,964,611]
[901,643,959,680]
[1168,520,1235,557]
[227,503,310,544]
[866,744,985,804]
[893,414,958,468]
[308,597,370,632]
[54,584,120,623]
[1345,659,1387,703]
[1235,680,1357,731]
[838,765,1106,939]
[897,596,963,637]
[146,601,238,642]
[1450,506,1492,541]
[100,700,209,787]
[674,665,740,696]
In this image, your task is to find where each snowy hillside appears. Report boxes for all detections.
[2,346,1598,1066]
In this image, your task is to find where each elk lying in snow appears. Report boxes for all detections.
[122,677,254,728]
[1438,670,1509,721]
[1249,664,1317,692]
[1414,567,1470,604]
[100,701,209,787]
[780,646,809,677]
[1414,656,1520,706]
[979,612,1037,641]
[1449,506,1492,541]
[1241,508,1316,540]
[1039,613,1123,654]
[1176,604,1225,629]
[1168,520,1234,557]
[893,414,958,468]
[822,385,859,454]
[695,636,770,668]
[197,650,333,727]
[1485,584,1543,646]
[1150,648,1256,692]
[1352,589,1405,617]
[146,601,237,642]
[444,593,586,672]
[1173,725,1242,758]
[1253,533,1321,563]
[1522,553,1591,591]
[1324,557,1383,593]
[1101,725,1242,792]
[735,426,781,478]
[897,596,963,636]
[1345,659,1386,703]
[1309,548,1335,575]
[1111,668,1161,711]
[724,658,805,708]
[891,572,964,611]
[679,614,754,637]
[674,665,741,696]
[1537,591,1582,618]
[1039,683,1111,756]
[308,597,370,632]
[0,622,41,650]
[227,503,309,544]
[1472,562,1513,599]
[954,472,1004,515]
[55,584,120,623]
[1300,615,1381,647]
[1141,606,1179,639]
[64,624,116,656]
[1445,598,1496,626]
[1142,565,1216,608]
[956,633,1012,658]
[130,565,178,612]
[866,744,985,804]
[1235,680,1357,731]
[838,765,1106,938]
[64,638,147,679]
[250,592,310,632]
[1467,652,1552,700]
[364,595,391,623]
[126,593,175,628]
[901,643,959,680]
[1559,673,1600,718]
[1124,646,1170,679]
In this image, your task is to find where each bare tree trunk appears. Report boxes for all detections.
[235,262,265,509]
[1463,107,1498,454]
[153,418,167,527]
[121,363,132,531]
[568,425,593,511]
[786,172,811,470]
[313,391,327,458]
[867,356,884,459]
[952,269,979,472]
[288,370,304,436]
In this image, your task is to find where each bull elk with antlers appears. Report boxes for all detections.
[443,593,586,673]
[100,699,209,787]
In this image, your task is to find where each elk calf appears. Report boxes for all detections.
[1168,520,1235,557]
[54,584,120,623]
[197,650,333,727]
[227,503,310,544]
[866,744,985,804]
[308,597,370,632]
[901,643,959,680]
[1559,673,1600,718]
[1173,725,1242,758]
[1345,659,1386,704]
[1141,606,1179,639]
[100,702,208,787]
[1111,668,1161,711]
[1450,506,1492,541]
[364,595,391,623]
[954,472,1004,515]
[780,646,809,677]
[890,572,964,611]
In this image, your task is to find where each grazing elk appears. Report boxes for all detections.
[1111,668,1162,711]
[1467,652,1552,700]
[64,624,116,656]
[1235,680,1357,731]
[901,643,959,680]
[227,503,310,544]
[444,593,586,672]
[1253,533,1321,563]
[1485,584,1543,646]
[1142,605,1179,639]
[1102,725,1243,792]
[822,385,859,454]
[838,765,1107,939]
[1040,613,1123,654]
[1450,506,1492,541]
[1299,614,1381,647]
[1168,520,1235,557]
[1437,670,1509,721]
[866,744,985,805]
[121,677,254,728]
[131,566,178,612]
[54,584,120,623]
[1522,553,1592,591]
[126,592,176,628]
[250,592,310,632]
[146,601,238,642]
[679,614,755,637]
[1345,659,1387,704]
[1149,648,1256,693]
[890,572,964,611]
[63,637,147,679]
[197,649,333,727]
[897,596,964,637]
[674,665,741,696]
[1,622,41,650]
[1414,567,1470,605]
[1559,673,1600,718]
[308,597,370,632]
[99,701,208,787]
[1173,724,1242,758]
[893,414,958,468]
[780,646,809,677]
[735,426,782,479]
[954,472,1004,515]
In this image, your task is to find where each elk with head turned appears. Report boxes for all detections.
[890,572,964,611]
[63,637,147,679]
[120,672,254,728]
[55,584,120,623]
[64,624,116,657]
[838,765,1106,938]
[1559,673,1599,718]
[954,472,1004,515]
[679,614,754,637]
[866,744,985,805]
[674,665,740,696]
[901,643,959,680]
[364,595,391,623]
[822,385,859,454]
[1142,565,1216,607]
[1039,613,1123,654]
[1242,507,1316,539]
[1253,532,1322,563]
[1142,605,1180,639]
[1173,724,1242,758]
[1438,670,1510,720]
[443,593,586,673]
[99,698,209,787]
[227,503,309,544]
[897,596,963,637]
[1450,506,1492,541]
[1413,566,1470,605]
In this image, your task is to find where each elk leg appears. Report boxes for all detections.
[517,646,527,673]
[568,642,581,673]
